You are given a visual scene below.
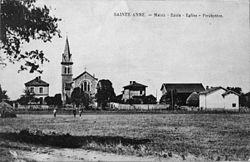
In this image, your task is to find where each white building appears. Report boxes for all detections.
[122,81,147,102]
[199,87,240,111]
[24,76,49,99]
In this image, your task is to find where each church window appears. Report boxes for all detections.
[84,81,87,91]
[81,84,83,91]
[88,84,90,91]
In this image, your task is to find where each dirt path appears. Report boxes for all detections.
[9,147,208,162]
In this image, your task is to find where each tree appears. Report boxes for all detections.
[0,0,61,73]
[95,79,116,109]
[226,87,242,95]
[54,93,62,107]
[186,92,199,107]
[0,84,9,102]
[143,95,157,104]
[44,94,62,107]
[44,96,54,105]
[71,87,89,108]
[160,89,177,109]
[17,89,35,105]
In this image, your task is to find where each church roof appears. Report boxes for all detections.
[73,71,98,81]
[61,37,73,64]
[161,83,205,93]
[25,77,49,87]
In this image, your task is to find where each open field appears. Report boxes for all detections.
[0,113,250,161]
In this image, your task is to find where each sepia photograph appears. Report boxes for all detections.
[0,0,249,161]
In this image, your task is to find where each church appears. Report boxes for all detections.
[61,37,98,104]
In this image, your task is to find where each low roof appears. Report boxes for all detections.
[199,87,225,95]
[222,90,240,96]
[25,77,49,87]
[199,87,240,97]
[123,82,147,89]
[161,83,205,93]
[73,71,98,81]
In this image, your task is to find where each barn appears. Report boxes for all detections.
[160,83,205,105]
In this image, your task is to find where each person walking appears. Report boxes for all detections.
[53,108,57,117]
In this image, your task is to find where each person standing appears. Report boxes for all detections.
[79,109,82,117]
[73,108,76,117]
[53,108,57,117]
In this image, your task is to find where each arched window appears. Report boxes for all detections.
[84,81,87,91]
[81,84,83,91]
[88,84,90,91]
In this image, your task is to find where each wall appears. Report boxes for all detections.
[61,65,73,102]
[26,86,49,98]
[224,94,239,110]
[199,89,239,111]
[109,102,169,110]
[122,89,145,100]
[74,73,97,96]
[199,95,206,108]
[199,89,226,109]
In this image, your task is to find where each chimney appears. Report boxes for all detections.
[130,81,136,85]
[38,76,41,80]
[206,86,209,90]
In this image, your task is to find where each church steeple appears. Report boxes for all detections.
[61,37,72,63]
[61,36,73,105]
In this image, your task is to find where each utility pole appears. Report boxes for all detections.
[0,0,2,42]
[171,89,174,110]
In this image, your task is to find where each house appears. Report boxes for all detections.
[160,83,205,105]
[199,87,240,110]
[25,76,49,99]
[122,81,147,102]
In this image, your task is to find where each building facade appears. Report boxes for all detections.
[160,83,205,105]
[199,87,240,110]
[122,81,147,102]
[73,71,98,97]
[25,76,49,99]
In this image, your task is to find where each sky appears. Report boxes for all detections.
[0,0,249,100]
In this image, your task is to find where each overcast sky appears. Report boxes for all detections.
[0,0,249,100]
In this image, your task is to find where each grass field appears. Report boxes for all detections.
[0,113,250,161]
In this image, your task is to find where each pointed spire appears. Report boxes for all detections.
[64,36,70,55]
[62,36,72,63]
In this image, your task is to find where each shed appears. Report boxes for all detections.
[199,87,240,111]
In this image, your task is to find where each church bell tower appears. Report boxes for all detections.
[61,37,73,104]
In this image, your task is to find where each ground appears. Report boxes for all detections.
[0,113,250,161]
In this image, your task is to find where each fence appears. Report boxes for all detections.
[17,104,50,110]
[109,102,169,110]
